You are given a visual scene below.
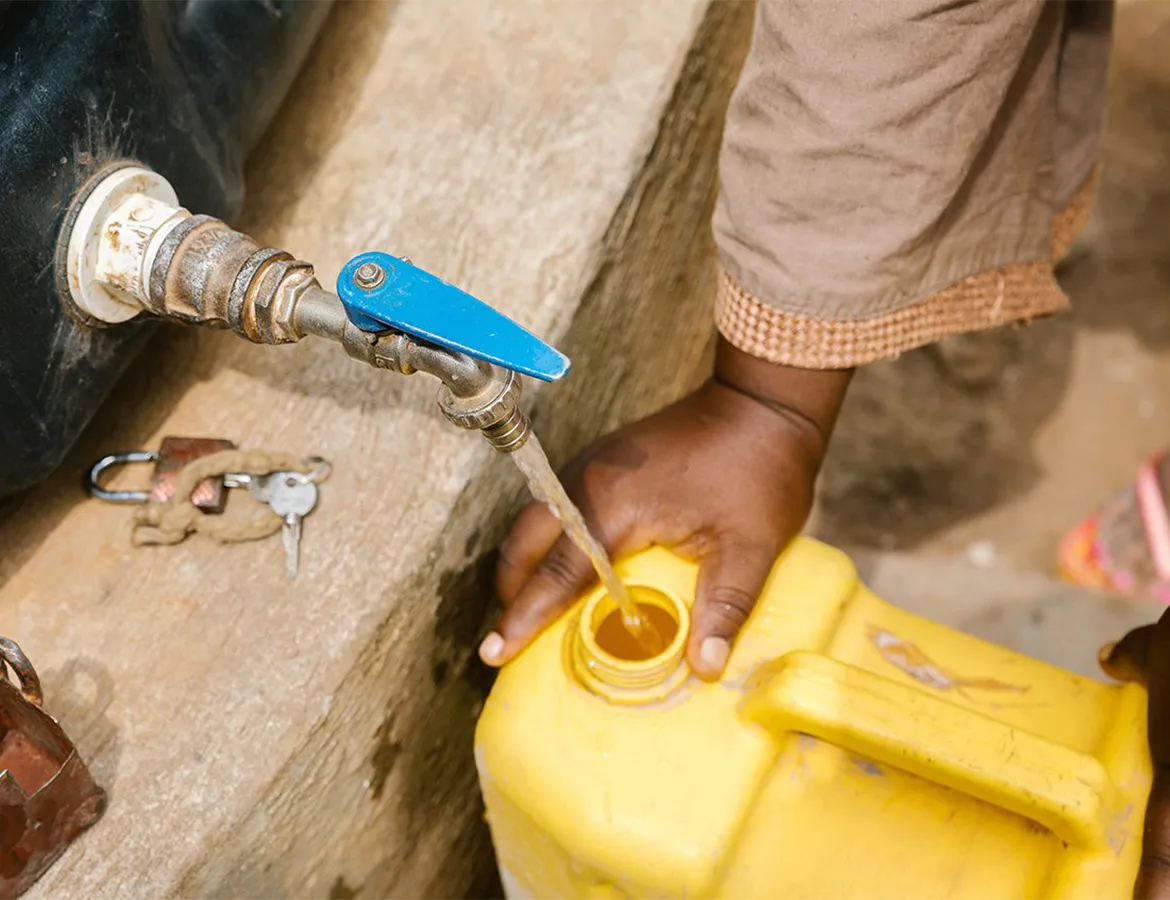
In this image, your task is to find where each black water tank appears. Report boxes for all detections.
[0,0,332,498]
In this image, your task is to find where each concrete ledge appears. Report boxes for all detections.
[0,3,751,897]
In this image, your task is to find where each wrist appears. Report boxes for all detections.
[711,336,853,460]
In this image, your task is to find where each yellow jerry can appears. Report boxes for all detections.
[475,538,1152,899]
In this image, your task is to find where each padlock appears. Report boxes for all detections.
[0,637,106,898]
[85,436,237,513]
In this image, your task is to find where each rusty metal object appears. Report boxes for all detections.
[58,165,553,461]
[85,436,238,513]
[148,437,237,512]
[0,645,40,712]
[146,215,318,346]
[0,638,106,898]
[353,261,385,289]
[129,206,506,403]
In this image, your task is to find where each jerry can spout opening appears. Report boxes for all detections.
[570,584,691,704]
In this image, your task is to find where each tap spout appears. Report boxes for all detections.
[290,285,530,450]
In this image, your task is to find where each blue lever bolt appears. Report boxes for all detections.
[353,262,386,290]
[336,251,570,383]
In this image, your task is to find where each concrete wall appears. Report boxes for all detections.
[0,3,752,896]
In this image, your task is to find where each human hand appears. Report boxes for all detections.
[1100,612,1170,898]
[480,338,852,680]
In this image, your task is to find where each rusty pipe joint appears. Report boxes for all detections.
[59,164,322,347]
[58,163,534,452]
[146,216,318,345]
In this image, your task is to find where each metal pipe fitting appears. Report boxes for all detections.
[478,405,532,453]
[437,368,531,452]
[60,165,322,347]
[59,163,537,453]
[373,334,494,398]
[147,215,317,345]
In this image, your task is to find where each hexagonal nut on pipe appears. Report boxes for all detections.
[230,252,317,345]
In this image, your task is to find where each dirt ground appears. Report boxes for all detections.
[814,1,1170,579]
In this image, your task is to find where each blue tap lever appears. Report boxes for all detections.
[336,251,570,382]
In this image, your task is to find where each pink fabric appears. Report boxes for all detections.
[1135,460,1170,584]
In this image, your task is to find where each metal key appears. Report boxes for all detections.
[266,473,319,579]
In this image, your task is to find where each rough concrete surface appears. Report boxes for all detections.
[0,2,751,897]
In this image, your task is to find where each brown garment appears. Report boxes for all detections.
[712,0,1113,368]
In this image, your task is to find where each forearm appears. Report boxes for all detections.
[712,336,852,464]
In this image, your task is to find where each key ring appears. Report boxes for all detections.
[295,457,332,485]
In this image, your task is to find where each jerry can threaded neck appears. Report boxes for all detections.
[570,583,690,704]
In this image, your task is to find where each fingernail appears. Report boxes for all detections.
[699,637,730,675]
[479,632,506,666]
[1098,640,1117,668]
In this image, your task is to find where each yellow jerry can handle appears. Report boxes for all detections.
[740,652,1118,851]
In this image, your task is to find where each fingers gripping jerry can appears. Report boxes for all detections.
[474,538,1151,899]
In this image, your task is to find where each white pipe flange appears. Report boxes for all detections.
[64,165,190,324]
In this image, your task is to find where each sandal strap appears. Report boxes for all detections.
[1135,459,1170,583]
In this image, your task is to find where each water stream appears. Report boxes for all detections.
[510,436,665,655]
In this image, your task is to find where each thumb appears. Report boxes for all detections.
[482,504,638,667]
[1106,609,1170,765]
[482,532,597,666]
[688,536,779,681]
[1100,624,1156,686]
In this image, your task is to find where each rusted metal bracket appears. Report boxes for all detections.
[0,638,106,898]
